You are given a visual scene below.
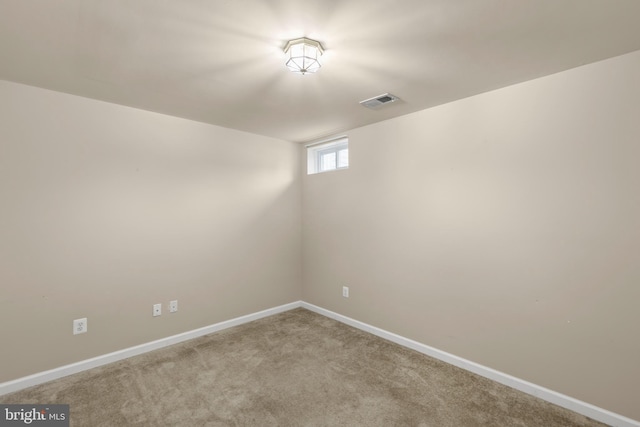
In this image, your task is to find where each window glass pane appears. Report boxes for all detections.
[320,151,336,171]
[338,148,348,168]
[307,136,348,174]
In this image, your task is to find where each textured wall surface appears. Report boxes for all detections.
[0,80,302,382]
[302,50,640,420]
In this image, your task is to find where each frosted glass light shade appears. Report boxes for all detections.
[284,37,324,75]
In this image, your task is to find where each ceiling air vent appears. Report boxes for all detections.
[359,93,400,109]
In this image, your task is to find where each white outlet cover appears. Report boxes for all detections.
[153,303,162,317]
[73,318,87,335]
[169,300,178,313]
[342,286,349,298]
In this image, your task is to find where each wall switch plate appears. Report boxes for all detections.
[342,286,349,298]
[153,303,162,317]
[73,318,87,335]
[169,300,178,313]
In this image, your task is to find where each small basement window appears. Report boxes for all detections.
[307,136,349,175]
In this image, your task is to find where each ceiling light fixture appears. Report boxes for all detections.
[284,37,324,75]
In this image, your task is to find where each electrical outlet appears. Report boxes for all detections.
[169,300,178,313]
[73,318,87,335]
[342,286,349,298]
[153,303,162,317]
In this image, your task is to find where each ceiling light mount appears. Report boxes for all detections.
[284,37,324,75]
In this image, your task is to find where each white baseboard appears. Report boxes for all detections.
[2,300,637,427]
[301,302,640,427]
[0,301,302,397]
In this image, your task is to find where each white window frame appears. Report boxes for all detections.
[306,136,349,175]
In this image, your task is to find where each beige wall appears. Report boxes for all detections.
[0,80,301,382]
[302,50,640,420]
[2,49,639,420]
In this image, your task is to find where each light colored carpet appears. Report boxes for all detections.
[2,308,608,426]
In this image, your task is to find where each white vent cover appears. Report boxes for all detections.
[360,93,400,109]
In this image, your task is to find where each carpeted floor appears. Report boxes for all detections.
[2,308,608,426]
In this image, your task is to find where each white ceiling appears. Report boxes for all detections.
[1,0,640,143]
